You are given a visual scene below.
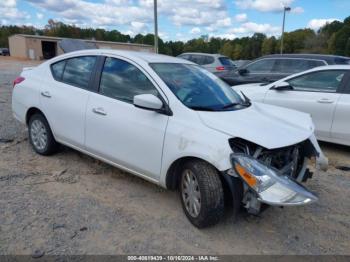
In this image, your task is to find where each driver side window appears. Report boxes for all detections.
[287,70,346,92]
[99,57,159,103]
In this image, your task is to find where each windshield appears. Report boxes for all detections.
[150,63,247,111]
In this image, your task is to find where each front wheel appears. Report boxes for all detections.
[180,160,224,228]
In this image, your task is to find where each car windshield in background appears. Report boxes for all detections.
[150,63,246,111]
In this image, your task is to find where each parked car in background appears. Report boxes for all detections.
[230,59,250,68]
[233,65,350,146]
[218,54,350,86]
[228,59,237,69]
[0,48,10,56]
[12,49,328,228]
[177,52,234,74]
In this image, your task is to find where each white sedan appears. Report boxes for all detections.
[12,49,327,228]
[233,65,350,146]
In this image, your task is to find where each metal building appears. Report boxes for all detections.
[8,34,154,60]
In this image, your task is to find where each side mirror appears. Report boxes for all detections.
[238,68,248,75]
[270,81,294,91]
[133,94,163,111]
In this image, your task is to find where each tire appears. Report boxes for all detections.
[179,160,224,228]
[28,113,58,155]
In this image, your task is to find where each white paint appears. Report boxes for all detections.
[233,65,350,146]
[12,49,327,190]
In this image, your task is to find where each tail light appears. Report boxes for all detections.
[216,66,225,71]
[13,77,25,88]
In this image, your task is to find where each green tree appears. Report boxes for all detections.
[261,36,276,55]
[2,17,350,58]
[345,38,350,56]
[232,44,243,59]
[183,38,209,53]
[219,42,234,58]
[330,26,350,55]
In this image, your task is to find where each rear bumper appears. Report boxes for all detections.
[12,97,27,124]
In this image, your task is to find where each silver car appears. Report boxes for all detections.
[177,52,234,74]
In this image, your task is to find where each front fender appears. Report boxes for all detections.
[159,119,232,188]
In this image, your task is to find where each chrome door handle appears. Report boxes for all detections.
[317,98,334,104]
[92,107,107,116]
[41,91,51,98]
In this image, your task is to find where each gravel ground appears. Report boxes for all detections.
[0,56,350,255]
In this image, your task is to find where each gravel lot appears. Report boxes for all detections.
[1,56,350,255]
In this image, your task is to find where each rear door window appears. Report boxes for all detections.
[189,55,205,65]
[202,56,215,65]
[51,60,66,81]
[273,59,307,74]
[245,59,275,73]
[61,56,97,89]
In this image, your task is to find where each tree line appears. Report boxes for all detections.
[1,16,349,59]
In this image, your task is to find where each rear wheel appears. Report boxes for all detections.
[28,113,58,155]
[179,160,224,228]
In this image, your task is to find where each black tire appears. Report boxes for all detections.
[28,113,58,155]
[179,160,224,228]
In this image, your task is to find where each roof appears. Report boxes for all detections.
[259,53,350,64]
[301,64,350,71]
[9,34,153,48]
[275,64,350,82]
[50,49,194,64]
[179,52,227,57]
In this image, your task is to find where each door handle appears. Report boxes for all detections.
[317,98,334,104]
[41,91,51,98]
[92,107,107,116]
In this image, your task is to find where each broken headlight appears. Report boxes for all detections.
[230,154,318,206]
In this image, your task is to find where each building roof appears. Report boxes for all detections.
[9,34,153,48]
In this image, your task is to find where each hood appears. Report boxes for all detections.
[232,83,269,93]
[233,83,264,89]
[197,102,314,149]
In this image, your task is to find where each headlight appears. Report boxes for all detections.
[230,154,318,206]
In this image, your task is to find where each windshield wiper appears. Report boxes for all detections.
[221,103,241,109]
[240,91,251,106]
[221,93,251,109]
[188,106,216,111]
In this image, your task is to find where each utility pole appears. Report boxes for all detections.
[154,0,158,53]
[280,6,291,54]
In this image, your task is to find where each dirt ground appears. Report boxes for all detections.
[0,56,350,255]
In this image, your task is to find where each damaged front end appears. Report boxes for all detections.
[226,136,327,215]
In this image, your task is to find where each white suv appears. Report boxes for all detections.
[177,53,234,74]
[12,50,328,228]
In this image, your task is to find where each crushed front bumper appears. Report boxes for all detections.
[230,154,318,207]
[227,135,326,208]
